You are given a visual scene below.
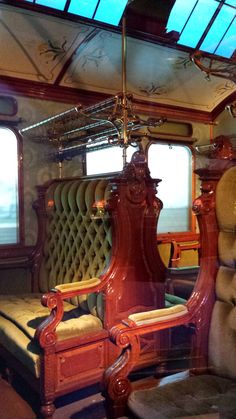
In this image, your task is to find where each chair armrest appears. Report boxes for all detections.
[126,304,188,326]
[55,277,101,298]
[35,277,103,347]
[109,304,190,349]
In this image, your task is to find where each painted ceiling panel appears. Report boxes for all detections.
[0,5,95,83]
[60,31,236,111]
[0,4,235,114]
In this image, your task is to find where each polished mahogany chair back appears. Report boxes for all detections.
[103,162,236,418]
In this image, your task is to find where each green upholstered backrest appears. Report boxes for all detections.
[209,166,236,379]
[38,178,112,313]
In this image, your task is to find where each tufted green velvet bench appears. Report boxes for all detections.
[0,152,167,419]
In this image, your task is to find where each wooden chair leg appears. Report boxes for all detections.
[40,401,55,419]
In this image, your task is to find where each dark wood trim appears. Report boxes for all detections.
[0,245,34,267]
[157,232,200,243]
[0,75,232,124]
[0,76,219,123]
[0,76,111,106]
[133,99,214,123]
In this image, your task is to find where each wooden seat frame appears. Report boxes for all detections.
[103,141,236,418]
[0,152,166,418]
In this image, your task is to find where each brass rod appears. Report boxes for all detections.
[121,15,128,166]
[20,97,117,133]
[122,15,127,105]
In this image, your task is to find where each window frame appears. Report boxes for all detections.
[0,126,24,251]
[83,138,197,242]
[147,140,197,242]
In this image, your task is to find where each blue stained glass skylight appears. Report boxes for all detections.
[166,0,198,33]
[177,0,219,48]
[215,17,236,57]
[68,0,98,19]
[225,0,236,6]
[35,0,67,10]
[20,0,128,26]
[167,0,236,59]
[94,0,129,26]
[200,4,235,54]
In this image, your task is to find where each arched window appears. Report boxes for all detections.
[148,142,193,234]
[0,127,22,245]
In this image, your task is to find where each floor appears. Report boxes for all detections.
[0,330,191,418]
[13,379,109,419]
[1,358,189,419]
[54,386,107,419]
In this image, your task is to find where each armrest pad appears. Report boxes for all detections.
[127,304,188,326]
[55,277,101,293]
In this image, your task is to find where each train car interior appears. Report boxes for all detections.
[0,1,235,418]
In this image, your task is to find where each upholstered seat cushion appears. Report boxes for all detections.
[0,294,103,378]
[128,375,236,419]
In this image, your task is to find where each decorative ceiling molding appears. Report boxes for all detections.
[0,3,235,124]
[0,75,216,123]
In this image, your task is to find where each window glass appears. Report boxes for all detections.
[167,0,198,34]
[0,128,19,244]
[148,143,192,233]
[86,145,137,175]
[95,0,129,26]
[167,0,236,58]
[36,0,67,10]
[177,0,219,48]
[200,4,235,54]
[215,17,236,58]
[68,0,98,18]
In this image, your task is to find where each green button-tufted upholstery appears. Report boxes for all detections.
[0,294,103,378]
[0,178,112,379]
[208,166,236,379]
[39,178,112,301]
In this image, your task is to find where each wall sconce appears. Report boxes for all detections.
[225,101,236,118]
[91,200,108,219]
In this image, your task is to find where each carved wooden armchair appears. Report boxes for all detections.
[0,152,167,418]
[103,163,236,418]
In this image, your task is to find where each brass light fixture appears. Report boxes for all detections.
[190,51,236,118]
[190,50,236,83]
[20,16,164,175]
[225,100,236,118]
